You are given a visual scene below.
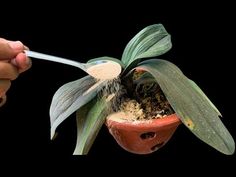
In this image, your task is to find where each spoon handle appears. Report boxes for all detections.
[24,50,86,70]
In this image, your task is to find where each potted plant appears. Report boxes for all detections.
[105,69,181,154]
[49,24,235,155]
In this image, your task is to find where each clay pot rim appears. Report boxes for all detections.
[106,113,181,130]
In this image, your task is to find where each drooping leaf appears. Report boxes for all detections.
[50,76,106,139]
[73,96,110,155]
[121,24,172,72]
[136,59,235,155]
[188,79,222,116]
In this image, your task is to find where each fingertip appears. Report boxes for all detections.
[8,41,24,52]
[14,53,32,73]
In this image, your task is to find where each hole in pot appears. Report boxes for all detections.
[151,142,164,151]
[140,132,156,139]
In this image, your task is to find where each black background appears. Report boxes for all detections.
[0,1,235,171]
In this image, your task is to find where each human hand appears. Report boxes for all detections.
[0,38,32,107]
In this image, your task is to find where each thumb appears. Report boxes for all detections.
[0,39,24,60]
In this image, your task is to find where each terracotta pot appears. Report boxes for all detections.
[106,113,181,154]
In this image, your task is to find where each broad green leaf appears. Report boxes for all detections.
[50,76,106,139]
[136,59,235,155]
[87,56,125,69]
[121,24,172,71]
[73,97,110,155]
[188,79,222,116]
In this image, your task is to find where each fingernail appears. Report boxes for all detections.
[11,58,17,66]
[0,95,7,107]
[8,41,23,51]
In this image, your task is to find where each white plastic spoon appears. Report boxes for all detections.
[24,50,121,80]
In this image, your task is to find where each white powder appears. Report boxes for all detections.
[106,111,153,124]
[107,112,134,123]
[87,61,121,80]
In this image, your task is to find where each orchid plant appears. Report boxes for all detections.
[49,24,235,155]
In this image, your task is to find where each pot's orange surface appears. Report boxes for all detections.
[106,114,181,154]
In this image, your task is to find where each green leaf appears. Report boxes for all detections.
[73,97,110,155]
[188,79,222,116]
[136,59,235,155]
[121,24,172,70]
[50,76,106,139]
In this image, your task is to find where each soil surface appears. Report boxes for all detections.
[116,70,175,121]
